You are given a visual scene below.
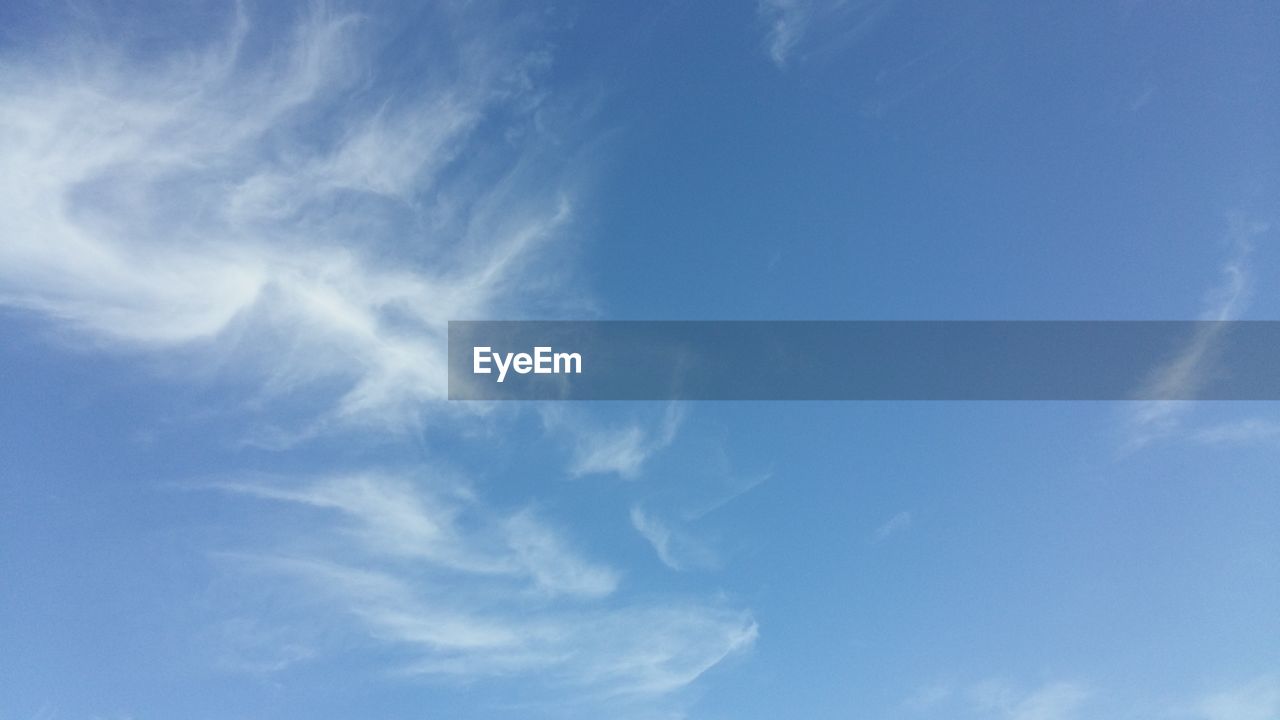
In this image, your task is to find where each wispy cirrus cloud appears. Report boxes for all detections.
[1192,418,1280,445]
[970,681,1091,720]
[757,0,896,69]
[0,3,577,438]
[758,0,811,68]
[1192,674,1280,720]
[211,472,619,598]
[0,4,755,714]
[630,505,716,572]
[1125,218,1272,449]
[556,403,684,478]
[905,674,1280,720]
[209,471,756,700]
[905,679,1090,720]
[874,510,912,542]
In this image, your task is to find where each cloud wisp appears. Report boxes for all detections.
[0,4,756,714]
[556,403,684,479]
[1125,218,1272,449]
[758,0,812,68]
[874,510,912,542]
[0,5,757,712]
[758,0,897,69]
[212,472,619,598]
[0,4,577,439]
[905,679,1091,720]
[1192,674,1280,720]
[904,674,1280,720]
[1192,418,1280,446]
[210,471,756,700]
[630,505,717,572]
[971,681,1091,720]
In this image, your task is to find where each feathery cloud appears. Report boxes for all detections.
[0,6,756,712]
[1125,218,1271,449]
[630,505,716,572]
[758,0,811,68]
[969,680,1091,720]
[563,404,684,478]
[905,679,1090,720]
[212,472,618,597]
[1193,418,1280,445]
[874,510,912,541]
[1193,674,1280,720]
[758,0,896,69]
[0,4,575,438]
[211,471,756,699]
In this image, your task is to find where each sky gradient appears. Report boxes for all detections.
[1,2,1278,719]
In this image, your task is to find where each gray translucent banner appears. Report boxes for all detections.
[447,321,1280,401]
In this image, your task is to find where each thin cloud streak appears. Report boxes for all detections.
[904,679,1090,720]
[874,510,912,542]
[1125,218,1271,449]
[564,404,684,479]
[1193,418,1280,445]
[630,505,716,572]
[212,472,618,598]
[904,674,1280,720]
[210,471,756,699]
[970,680,1091,720]
[758,0,896,69]
[1193,674,1280,720]
[758,0,811,68]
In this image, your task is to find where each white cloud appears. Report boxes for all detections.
[630,505,716,572]
[758,0,812,68]
[1193,675,1280,720]
[212,472,617,598]
[905,682,955,712]
[908,679,1089,720]
[874,510,912,541]
[211,471,756,699]
[564,404,684,478]
[1006,683,1091,720]
[1126,218,1271,449]
[1193,418,1280,445]
[0,5,576,438]
[1,6,757,712]
[970,680,1090,720]
[504,508,622,598]
[758,0,896,69]
[910,675,1280,720]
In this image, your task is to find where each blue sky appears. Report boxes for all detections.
[1,1,1278,719]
